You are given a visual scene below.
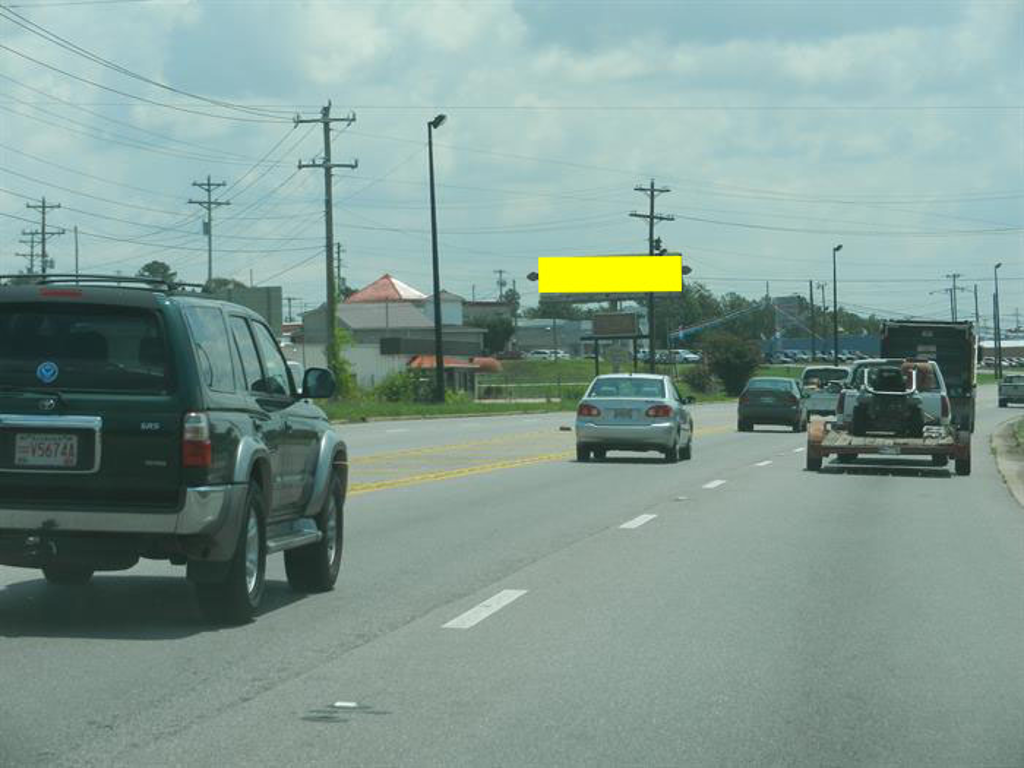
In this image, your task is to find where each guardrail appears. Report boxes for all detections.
[474,380,591,402]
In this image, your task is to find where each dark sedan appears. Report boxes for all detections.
[737,377,808,432]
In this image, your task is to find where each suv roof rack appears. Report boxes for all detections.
[0,273,206,292]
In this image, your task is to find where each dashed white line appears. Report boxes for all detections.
[443,589,528,629]
[793,447,805,453]
[385,428,410,434]
[620,513,657,529]
[703,479,726,489]
[755,460,773,467]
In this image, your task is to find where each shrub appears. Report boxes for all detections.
[704,332,762,396]
[374,370,434,402]
[682,365,715,393]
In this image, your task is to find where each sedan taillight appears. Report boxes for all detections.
[837,392,846,414]
[645,405,673,418]
[182,412,212,468]
[577,404,601,417]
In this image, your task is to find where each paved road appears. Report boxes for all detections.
[1,389,1022,766]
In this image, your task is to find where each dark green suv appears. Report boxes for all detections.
[0,275,347,623]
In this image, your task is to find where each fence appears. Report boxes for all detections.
[474,378,590,402]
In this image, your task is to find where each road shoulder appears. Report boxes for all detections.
[991,415,1024,508]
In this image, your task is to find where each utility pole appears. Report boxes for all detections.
[188,175,230,284]
[808,279,816,361]
[629,180,674,372]
[296,102,357,384]
[15,232,37,274]
[931,287,955,321]
[973,283,980,331]
[285,296,301,323]
[494,268,507,299]
[25,196,64,275]
[944,273,964,321]
[73,224,79,279]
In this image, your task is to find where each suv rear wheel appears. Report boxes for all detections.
[196,480,266,625]
[285,472,344,593]
[42,563,94,585]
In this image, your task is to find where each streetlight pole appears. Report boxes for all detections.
[994,261,1003,380]
[428,114,447,402]
[832,244,842,366]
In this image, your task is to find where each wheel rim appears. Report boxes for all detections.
[244,507,260,596]
[324,494,338,565]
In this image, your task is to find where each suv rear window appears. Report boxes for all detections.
[746,379,793,392]
[0,304,171,393]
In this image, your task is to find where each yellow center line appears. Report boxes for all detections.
[349,451,573,495]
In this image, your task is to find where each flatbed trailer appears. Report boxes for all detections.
[805,420,971,475]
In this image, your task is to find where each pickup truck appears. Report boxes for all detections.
[800,365,849,416]
[999,374,1024,407]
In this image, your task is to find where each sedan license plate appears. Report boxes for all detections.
[878,445,901,456]
[14,433,78,468]
[613,409,634,419]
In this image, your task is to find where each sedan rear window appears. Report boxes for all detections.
[0,304,171,393]
[745,379,793,392]
[588,377,665,398]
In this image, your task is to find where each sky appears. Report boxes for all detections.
[1,0,1022,333]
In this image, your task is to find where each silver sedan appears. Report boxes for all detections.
[575,373,694,463]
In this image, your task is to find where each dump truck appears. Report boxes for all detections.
[879,319,977,432]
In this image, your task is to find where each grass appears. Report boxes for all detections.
[321,398,576,422]
[1015,417,1024,447]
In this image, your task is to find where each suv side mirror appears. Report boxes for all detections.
[302,367,336,399]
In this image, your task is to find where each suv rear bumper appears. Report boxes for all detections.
[0,484,245,535]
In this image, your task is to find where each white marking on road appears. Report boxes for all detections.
[443,590,528,629]
[332,701,359,709]
[703,479,726,489]
[620,514,657,529]
[755,460,773,467]
[793,447,805,453]
[675,496,689,501]
[385,428,409,434]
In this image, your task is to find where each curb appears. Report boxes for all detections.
[991,416,1024,508]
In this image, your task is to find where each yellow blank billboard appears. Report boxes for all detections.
[538,254,682,295]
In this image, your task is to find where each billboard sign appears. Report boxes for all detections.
[538,254,687,302]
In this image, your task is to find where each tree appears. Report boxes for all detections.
[499,287,521,317]
[480,315,515,355]
[522,297,584,320]
[704,331,762,396]
[137,260,177,285]
[203,276,248,293]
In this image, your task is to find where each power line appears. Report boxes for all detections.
[0,8,293,120]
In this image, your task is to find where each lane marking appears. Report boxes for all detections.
[620,513,657,529]
[384,428,410,434]
[443,590,528,629]
[793,447,806,453]
[351,430,555,464]
[703,479,726,489]
[755,460,773,467]
[349,452,572,495]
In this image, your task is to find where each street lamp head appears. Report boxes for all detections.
[833,244,843,254]
[995,262,1003,270]
[429,114,447,130]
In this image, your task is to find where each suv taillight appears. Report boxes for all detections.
[645,405,673,417]
[577,404,601,417]
[941,395,950,419]
[182,412,212,468]
[837,391,846,414]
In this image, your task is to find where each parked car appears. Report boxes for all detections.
[737,377,808,432]
[527,349,554,359]
[673,349,702,363]
[801,365,850,416]
[575,374,694,463]
[999,373,1024,407]
[0,276,346,624]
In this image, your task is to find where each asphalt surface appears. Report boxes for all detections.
[1,388,1022,766]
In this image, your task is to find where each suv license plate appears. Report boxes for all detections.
[15,433,78,468]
